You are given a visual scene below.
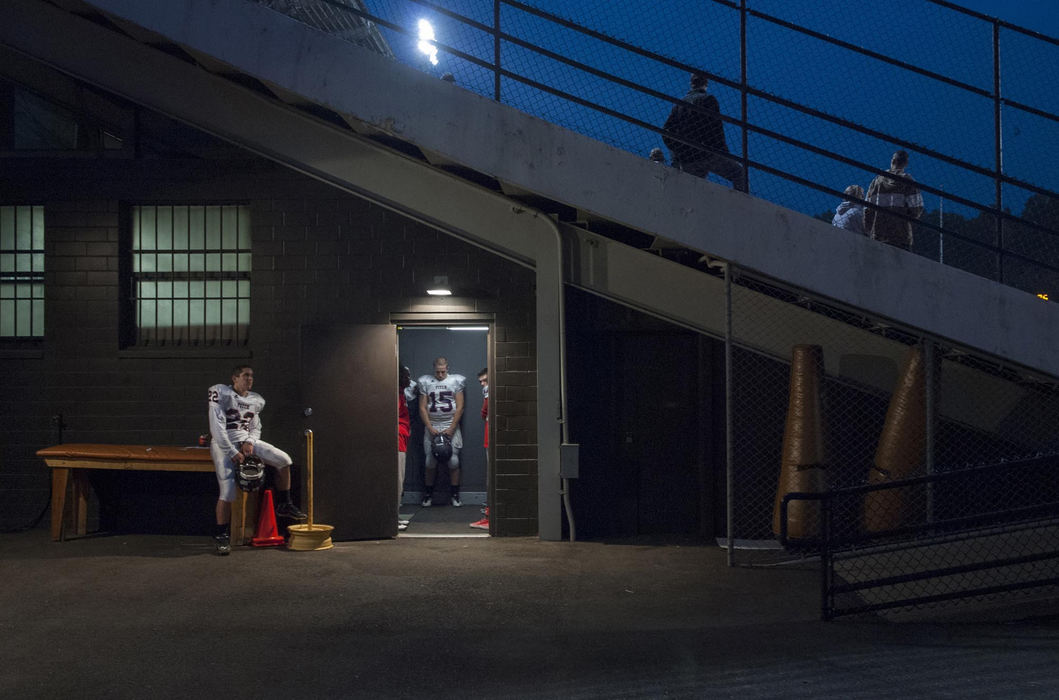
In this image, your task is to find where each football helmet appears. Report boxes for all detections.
[431,434,453,464]
[236,455,266,492]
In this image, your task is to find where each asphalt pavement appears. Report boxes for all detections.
[3,528,1058,699]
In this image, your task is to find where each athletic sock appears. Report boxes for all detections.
[214,523,229,538]
[276,489,293,505]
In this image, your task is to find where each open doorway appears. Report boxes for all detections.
[397,324,490,537]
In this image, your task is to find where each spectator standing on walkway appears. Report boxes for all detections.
[832,184,866,234]
[865,150,924,250]
[663,71,745,190]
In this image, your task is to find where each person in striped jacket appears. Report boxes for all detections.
[865,150,924,251]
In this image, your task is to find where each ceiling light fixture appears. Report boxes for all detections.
[426,275,452,296]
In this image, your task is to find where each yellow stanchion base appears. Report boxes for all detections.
[286,523,335,551]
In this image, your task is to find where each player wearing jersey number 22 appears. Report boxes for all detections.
[207,365,306,555]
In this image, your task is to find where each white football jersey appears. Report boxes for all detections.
[208,383,264,456]
[403,382,419,404]
[417,372,466,430]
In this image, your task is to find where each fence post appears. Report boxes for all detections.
[993,20,1004,283]
[938,188,945,264]
[739,0,749,193]
[924,339,936,525]
[820,493,832,621]
[493,0,501,102]
[725,263,735,566]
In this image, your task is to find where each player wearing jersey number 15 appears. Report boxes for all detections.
[417,356,465,507]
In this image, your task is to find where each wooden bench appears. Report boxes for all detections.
[37,443,259,544]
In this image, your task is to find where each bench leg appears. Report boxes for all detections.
[51,468,69,541]
[231,490,262,545]
[71,471,90,537]
[238,491,247,544]
[50,468,92,541]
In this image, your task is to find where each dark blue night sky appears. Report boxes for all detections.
[371,1,1058,228]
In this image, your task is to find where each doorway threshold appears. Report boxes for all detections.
[398,502,489,537]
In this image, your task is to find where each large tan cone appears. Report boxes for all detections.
[864,346,926,533]
[773,345,828,539]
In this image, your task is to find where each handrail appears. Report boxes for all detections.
[778,452,1059,619]
[745,6,995,100]
[931,0,1059,44]
[779,453,1059,544]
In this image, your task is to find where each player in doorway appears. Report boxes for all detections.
[208,365,306,555]
[417,356,465,507]
[397,366,413,531]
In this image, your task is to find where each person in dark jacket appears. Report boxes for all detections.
[663,72,745,190]
[865,150,924,250]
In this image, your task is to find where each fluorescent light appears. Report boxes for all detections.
[446,326,488,331]
[426,274,451,296]
[417,19,438,66]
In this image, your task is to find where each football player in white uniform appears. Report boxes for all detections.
[417,356,465,507]
[208,365,306,555]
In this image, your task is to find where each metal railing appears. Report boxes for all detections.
[255,0,1059,299]
[778,453,1059,619]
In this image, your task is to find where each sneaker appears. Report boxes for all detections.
[421,495,432,507]
[398,519,410,526]
[450,495,463,507]
[276,502,308,521]
[213,534,231,555]
[469,518,489,530]
[398,521,408,531]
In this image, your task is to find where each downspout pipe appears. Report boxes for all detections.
[532,210,576,541]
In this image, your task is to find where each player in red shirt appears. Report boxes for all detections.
[470,367,490,531]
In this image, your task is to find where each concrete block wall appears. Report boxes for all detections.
[492,316,538,534]
[0,156,539,536]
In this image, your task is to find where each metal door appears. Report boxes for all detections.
[300,324,397,540]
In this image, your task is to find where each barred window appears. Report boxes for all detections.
[0,205,45,338]
[130,205,250,346]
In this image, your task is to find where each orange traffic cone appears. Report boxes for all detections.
[864,346,927,533]
[773,345,828,539]
[251,489,285,547]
